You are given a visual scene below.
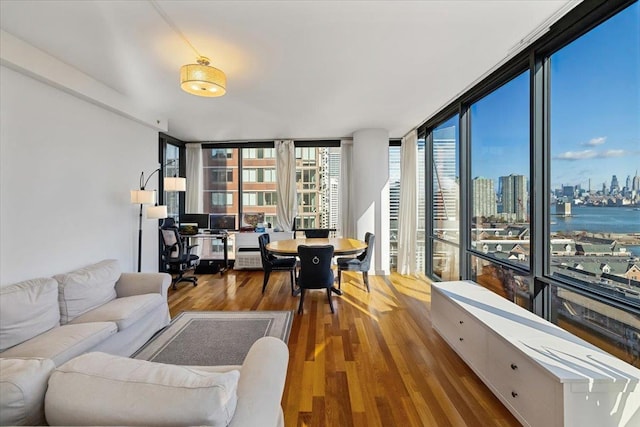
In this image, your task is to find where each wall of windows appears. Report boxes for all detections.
[423,0,640,366]
[200,143,340,233]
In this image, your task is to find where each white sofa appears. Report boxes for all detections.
[44,336,289,427]
[0,259,171,425]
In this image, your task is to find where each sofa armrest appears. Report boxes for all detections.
[0,357,55,426]
[115,273,171,299]
[230,337,289,427]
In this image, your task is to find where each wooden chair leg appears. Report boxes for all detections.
[338,268,342,289]
[290,269,296,295]
[262,270,271,293]
[326,288,335,313]
[363,271,370,292]
[297,289,306,314]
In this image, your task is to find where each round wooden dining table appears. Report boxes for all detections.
[266,237,367,256]
[266,237,367,295]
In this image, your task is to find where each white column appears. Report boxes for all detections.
[352,129,390,275]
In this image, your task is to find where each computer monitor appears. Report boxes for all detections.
[180,213,209,229]
[209,214,236,232]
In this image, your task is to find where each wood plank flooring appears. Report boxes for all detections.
[168,269,520,427]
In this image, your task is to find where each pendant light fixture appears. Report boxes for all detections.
[151,0,227,98]
[180,56,226,97]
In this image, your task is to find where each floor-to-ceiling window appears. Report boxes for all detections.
[163,143,181,220]
[422,0,640,367]
[469,71,532,308]
[547,1,640,365]
[389,138,426,273]
[429,115,460,280]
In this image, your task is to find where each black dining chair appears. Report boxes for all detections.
[337,232,375,292]
[303,229,330,238]
[258,233,297,295]
[297,245,335,314]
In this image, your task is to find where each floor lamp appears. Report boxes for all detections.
[131,167,186,272]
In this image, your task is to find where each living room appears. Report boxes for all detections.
[2,1,639,426]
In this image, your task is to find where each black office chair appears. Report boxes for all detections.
[258,233,297,295]
[297,245,335,314]
[337,232,375,292]
[304,229,330,238]
[160,225,199,290]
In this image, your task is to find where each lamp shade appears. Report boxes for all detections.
[180,57,226,97]
[164,176,186,192]
[146,205,168,219]
[130,190,156,205]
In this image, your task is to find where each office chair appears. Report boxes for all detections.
[297,244,335,314]
[258,233,297,295]
[160,224,199,290]
[304,229,330,238]
[337,232,375,292]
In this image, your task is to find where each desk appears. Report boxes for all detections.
[266,238,367,295]
[187,233,230,275]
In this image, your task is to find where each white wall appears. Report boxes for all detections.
[352,128,390,275]
[0,66,160,286]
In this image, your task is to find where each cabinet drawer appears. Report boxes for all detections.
[432,290,487,372]
[486,334,560,427]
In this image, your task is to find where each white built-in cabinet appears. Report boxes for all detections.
[431,280,640,427]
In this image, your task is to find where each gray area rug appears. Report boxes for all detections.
[133,311,293,366]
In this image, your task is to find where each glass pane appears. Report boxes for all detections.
[203,148,239,217]
[295,147,340,230]
[163,144,180,220]
[431,239,459,281]
[550,284,640,368]
[470,255,532,309]
[389,146,401,270]
[417,138,426,272]
[549,2,640,306]
[432,115,459,244]
[471,72,530,268]
[241,147,276,225]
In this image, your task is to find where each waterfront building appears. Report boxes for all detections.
[472,177,497,218]
[611,174,620,194]
[500,174,528,222]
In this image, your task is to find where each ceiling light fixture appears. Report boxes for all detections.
[180,56,226,97]
[150,0,227,98]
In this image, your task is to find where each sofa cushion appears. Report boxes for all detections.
[68,294,164,331]
[45,352,240,426]
[54,259,121,324]
[0,278,60,352]
[1,322,117,366]
[0,357,55,426]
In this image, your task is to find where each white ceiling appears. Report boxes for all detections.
[0,1,577,142]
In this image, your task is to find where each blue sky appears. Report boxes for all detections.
[471,2,639,191]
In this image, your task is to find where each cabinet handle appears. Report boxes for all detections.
[511,391,518,398]
[510,363,518,370]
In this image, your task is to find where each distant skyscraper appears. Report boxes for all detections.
[626,175,632,190]
[499,174,528,222]
[633,171,640,192]
[473,177,497,218]
[610,175,620,194]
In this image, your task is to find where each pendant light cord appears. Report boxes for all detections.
[149,0,202,58]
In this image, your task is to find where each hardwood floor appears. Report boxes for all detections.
[168,269,520,427]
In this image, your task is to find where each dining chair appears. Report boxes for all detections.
[303,229,330,238]
[296,244,335,314]
[336,232,375,292]
[258,233,297,295]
